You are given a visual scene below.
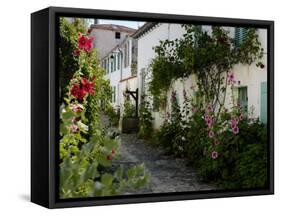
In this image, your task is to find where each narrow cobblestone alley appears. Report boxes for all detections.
[117,133,215,194]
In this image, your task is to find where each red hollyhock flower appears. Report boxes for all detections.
[76,88,87,101]
[81,77,95,95]
[107,154,113,161]
[78,33,94,53]
[84,36,94,53]
[70,83,80,98]
[78,33,87,49]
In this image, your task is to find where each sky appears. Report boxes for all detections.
[88,19,145,29]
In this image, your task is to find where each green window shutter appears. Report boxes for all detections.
[235,27,248,47]
[260,82,267,124]
[238,86,248,113]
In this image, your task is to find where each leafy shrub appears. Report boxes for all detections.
[59,18,149,198]
[138,95,153,139]
[123,96,136,118]
[105,105,120,127]
[156,91,186,156]
[58,18,86,101]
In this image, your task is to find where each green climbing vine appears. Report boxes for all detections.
[150,25,264,113]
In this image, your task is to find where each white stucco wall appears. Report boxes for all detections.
[90,29,130,59]
[137,24,268,130]
[104,37,138,111]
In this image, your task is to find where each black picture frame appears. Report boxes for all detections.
[31,6,274,209]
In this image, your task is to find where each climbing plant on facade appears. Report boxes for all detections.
[150,24,264,116]
[150,24,267,189]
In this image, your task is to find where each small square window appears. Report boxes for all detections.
[115,32,120,39]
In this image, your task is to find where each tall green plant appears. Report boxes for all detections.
[138,95,153,139]
[59,18,149,198]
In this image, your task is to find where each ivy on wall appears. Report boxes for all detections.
[149,25,264,113]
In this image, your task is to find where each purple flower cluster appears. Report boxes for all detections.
[230,116,240,134]
[203,103,220,160]
[227,72,236,85]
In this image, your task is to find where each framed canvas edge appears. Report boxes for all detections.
[45,6,274,209]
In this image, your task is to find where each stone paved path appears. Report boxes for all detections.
[117,133,215,194]
[101,114,215,194]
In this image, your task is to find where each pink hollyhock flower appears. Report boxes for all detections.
[107,154,113,161]
[208,130,215,138]
[70,124,79,133]
[191,106,197,113]
[211,151,218,159]
[204,114,210,121]
[239,114,244,121]
[206,118,213,128]
[232,126,239,134]
[206,104,214,113]
[70,104,83,113]
[227,72,236,85]
[214,140,220,145]
[231,116,239,128]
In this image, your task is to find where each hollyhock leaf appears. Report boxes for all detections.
[101,173,113,186]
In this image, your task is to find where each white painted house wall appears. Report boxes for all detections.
[137,23,267,130]
[103,37,138,114]
[90,28,130,59]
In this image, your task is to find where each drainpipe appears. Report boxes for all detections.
[117,46,123,109]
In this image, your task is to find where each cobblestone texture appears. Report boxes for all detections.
[117,133,215,194]
[101,114,215,194]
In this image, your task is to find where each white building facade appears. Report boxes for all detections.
[135,23,268,129]
[89,24,135,59]
[101,35,138,116]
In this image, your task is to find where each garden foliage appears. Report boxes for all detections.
[151,25,267,189]
[59,18,148,198]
